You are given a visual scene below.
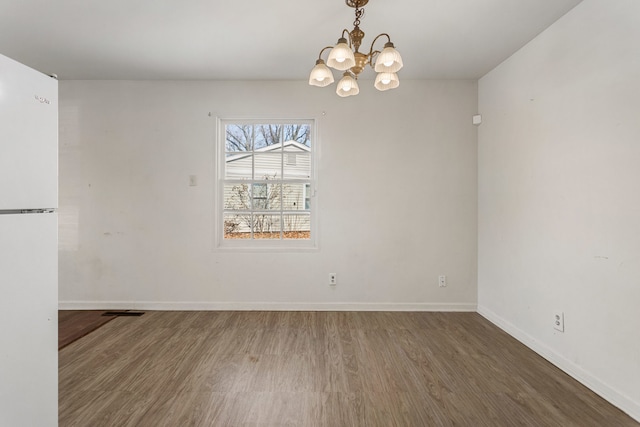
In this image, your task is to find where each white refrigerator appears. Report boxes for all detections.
[0,53,58,426]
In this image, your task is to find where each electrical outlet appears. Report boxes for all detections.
[438,275,447,287]
[554,311,564,332]
[329,273,337,286]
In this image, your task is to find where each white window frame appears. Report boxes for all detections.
[215,118,317,251]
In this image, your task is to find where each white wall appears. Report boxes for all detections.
[59,79,478,311]
[478,0,640,420]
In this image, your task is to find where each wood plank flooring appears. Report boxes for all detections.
[58,310,115,350]
[59,311,639,426]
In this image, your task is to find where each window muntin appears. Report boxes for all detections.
[219,120,314,247]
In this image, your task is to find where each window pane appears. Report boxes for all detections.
[254,153,282,180]
[225,153,252,179]
[225,124,252,152]
[282,183,308,211]
[224,183,250,210]
[253,214,281,239]
[305,183,311,210]
[252,183,268,210]
[267,183,281,210]
[283,152,310,179]
[283,124,311,147]
[253,183,267,197]
[255,124,282,150]
[251,183,281,211]
[224,213,251,239]
[283,214,310,239]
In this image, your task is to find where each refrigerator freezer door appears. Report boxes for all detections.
[0,213,58,425]
[0,53,58,210]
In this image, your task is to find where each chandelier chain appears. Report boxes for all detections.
[353,5,364,28]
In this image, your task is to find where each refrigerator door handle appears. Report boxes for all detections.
[0,209,56,215]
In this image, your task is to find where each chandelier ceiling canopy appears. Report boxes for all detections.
[309,0,404,97]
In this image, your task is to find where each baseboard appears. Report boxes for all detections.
[477,305,640,423]
[58,300,477,312]
[58,301,136,311]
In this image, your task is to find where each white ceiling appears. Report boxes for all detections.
[0,0,582,80]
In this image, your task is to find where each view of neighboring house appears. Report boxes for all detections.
[223,140,311,239]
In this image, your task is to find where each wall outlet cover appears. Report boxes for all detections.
[438,275,447,287]
[554,311,564,332]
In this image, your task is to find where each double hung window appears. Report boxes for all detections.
[218,120,315,248]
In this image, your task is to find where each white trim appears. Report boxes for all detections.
[59,301,137,310]
[478,305,640,423]
[59,300,477,312]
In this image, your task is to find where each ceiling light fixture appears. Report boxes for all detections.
[309,0,403,97]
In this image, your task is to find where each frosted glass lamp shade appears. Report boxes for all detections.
[336,73,359,97]
[309,60,335,87]
[374,72,399,91]
[327,38,356,70]
[374,42,403,73]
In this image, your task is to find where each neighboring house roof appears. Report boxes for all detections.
[226,140,310,163]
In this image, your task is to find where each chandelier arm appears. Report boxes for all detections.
[367,33,391,56]
[368,50,381,68]
[341,29,353,47]
[366,33,391,69]
[317,46,335,61]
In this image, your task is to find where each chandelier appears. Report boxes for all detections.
[308,0,403,97]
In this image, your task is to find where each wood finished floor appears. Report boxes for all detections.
[58,310,115,349]
[59,311,638,426]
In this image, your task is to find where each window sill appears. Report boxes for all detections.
[214,239,318,253]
